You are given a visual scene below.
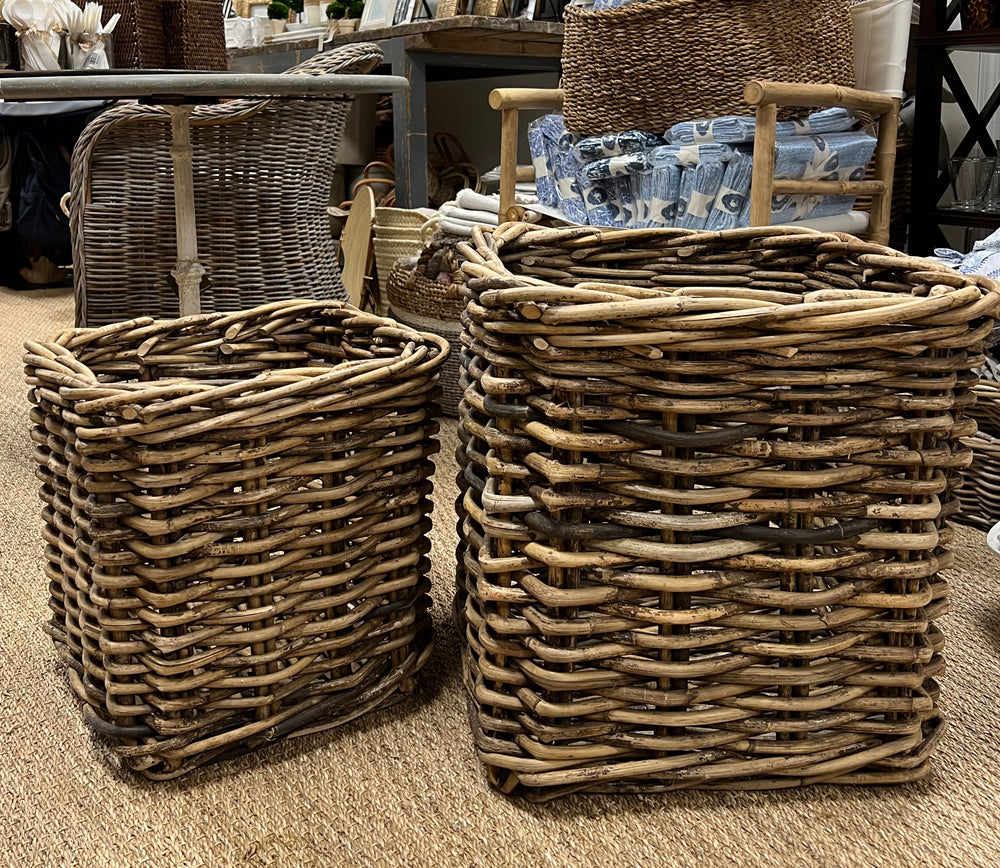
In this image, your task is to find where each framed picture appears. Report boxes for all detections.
[360,0,398,28]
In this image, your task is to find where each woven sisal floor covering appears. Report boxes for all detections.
[1,286,999,867]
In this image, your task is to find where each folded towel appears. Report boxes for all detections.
[649,142,734,168]
[767,131,877,223]
[667,107,857,146]
[439,203,499,226]
[706,147,754,231]
[528,121,558,207]
[582,151,656,180]
[581,175,642,228]
[676,160,728,230]
[575,129,666,162]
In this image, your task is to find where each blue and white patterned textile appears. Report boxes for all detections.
[667,107,857,146]
[528,114,588,223]
[934,228,1000,279]
[575,130,666,162]
[706,147,754,231]
[766,131,877,223]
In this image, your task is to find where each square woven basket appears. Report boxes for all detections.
[25,301,448,779]
[162,0,227,71]
[454,223,1000,800]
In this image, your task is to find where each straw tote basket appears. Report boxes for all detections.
[25,301,449,779]
[454,222,1000,800]
[561,0,856,135]
[386,242,467,416]
[955,380,1000,530]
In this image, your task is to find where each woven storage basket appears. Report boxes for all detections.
[162,0,226,71]
[81,0,166,69]
[955,380,1000,530]
[454,222,1000,800]
[25,300,449,779]
[386,247,466,416]
[561,0,856,135]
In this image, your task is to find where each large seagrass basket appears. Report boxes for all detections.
[25,300,448,779]
[454,223,1000,800]
[561,0,856,135]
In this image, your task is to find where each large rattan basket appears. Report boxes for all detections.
[955,379,1000,530]
[454,222,1000,800]
[25,300,449,779]
[561,0,856,135]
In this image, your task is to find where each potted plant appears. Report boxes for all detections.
[267,1,290,34]
[286,0,304,23]
[326,0,346,28]
[343,0,364,29]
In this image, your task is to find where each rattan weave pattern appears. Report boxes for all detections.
[561,0,856,135]
[454,223,1000,800]
[955,380,1000,530]
[25,300,449,779]
[70,45,381,328]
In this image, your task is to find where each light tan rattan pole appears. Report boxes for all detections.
[165,105,206,317]
[749,102,777,228]
[489,88,565,220]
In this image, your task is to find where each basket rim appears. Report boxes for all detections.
[459,223,1000,335]
[24,299,450,420]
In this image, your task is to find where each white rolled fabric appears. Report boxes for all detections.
[439,203,499,226]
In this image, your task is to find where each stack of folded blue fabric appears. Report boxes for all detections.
[527,107,876,231]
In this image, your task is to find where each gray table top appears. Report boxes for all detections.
[0,71,407,101]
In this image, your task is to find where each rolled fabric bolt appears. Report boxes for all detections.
[439,204,499,226]
[439,216,485,236]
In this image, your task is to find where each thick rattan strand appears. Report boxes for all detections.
[453,223,999,799]
[69,44,381,328]
[561,0,856,135]
[25,300,449,779]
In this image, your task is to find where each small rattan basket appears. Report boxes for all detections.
[26,300,449,779]
[455,222,1000,800]
[561,0,856,135]
[387,246,465,416]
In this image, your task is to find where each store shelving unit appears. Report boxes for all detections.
[910,0,1000,254]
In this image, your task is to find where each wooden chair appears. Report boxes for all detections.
[490,82,900,245]
[69,43,383,327]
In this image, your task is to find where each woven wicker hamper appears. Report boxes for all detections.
[454,222,1000,800]
[25,300,448,779]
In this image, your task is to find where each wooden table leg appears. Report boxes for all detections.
[166,104,206,317]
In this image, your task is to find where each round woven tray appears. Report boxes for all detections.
[25,301,449,779]
[454,221,1000,799]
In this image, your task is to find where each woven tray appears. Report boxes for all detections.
[561,0,856,135]
[25,301,449,779]
[454,222,1000,800]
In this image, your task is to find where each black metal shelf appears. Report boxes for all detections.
[909,1,1000,253]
